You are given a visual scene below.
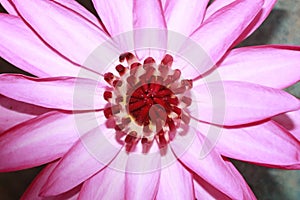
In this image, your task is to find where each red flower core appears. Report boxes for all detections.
[103,53,193,152]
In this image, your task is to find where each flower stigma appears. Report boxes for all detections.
[103,53,193,152]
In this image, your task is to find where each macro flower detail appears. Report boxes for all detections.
[0,0,299,200]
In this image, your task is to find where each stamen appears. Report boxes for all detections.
[102,53,193,152]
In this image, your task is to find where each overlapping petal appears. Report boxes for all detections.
[183,0,263,75]
[273,109,300,141]
[10,0,118,72]
[21,161,80,200]
[41,125,122,196]
[79,167,125,200]
[164,0,209,36]
[0,111,93,172]
[125,152,161,200]
[214,45,300,89]
[0,74,106,110]
[0,95,49,133]
[171,127,254,199]
[205,0,277,45]
[197,121,300,169]
[156,150,194,199]
[0,14,92,78]
[191,81,300,125]
[133,0,167,60]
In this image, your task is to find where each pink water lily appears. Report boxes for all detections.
[0,0,300,199]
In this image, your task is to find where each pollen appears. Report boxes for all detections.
[103,53,193,152]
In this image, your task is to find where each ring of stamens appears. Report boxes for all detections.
[103,52,193,152]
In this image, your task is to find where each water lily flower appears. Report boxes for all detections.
[0,0,299,199]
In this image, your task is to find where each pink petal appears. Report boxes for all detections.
[0,95,50,133]
[233,0,277,45]
[0,14,92,78]
[91,0,134,51]
[193,175,230,200]
[125,152,161,200]
[156,150,194,199]
[79,167,125,199]
[170,127,254,199]
[92,0,132,35]
[10,0,119,72]
[0,74,106,110]
[184,0,263,74]
[0,0,17,15]
[0,111,92,172]
[198,120,300,169]
[205,0,276,40]
[21,161,80,200]
[191,81,300,125]
[215,45,300,89]
[41,125,122,196]
[273,109,300,141]
[164,0,209,36]
[53,0,103,29]
[133,0,167,60]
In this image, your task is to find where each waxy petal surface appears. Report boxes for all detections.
[191,81,300,125]
[133,0,167,60]
[215,45,300,89]
[0,74,106,110]
[164,0,209,36]
[156,150,194,199]
[171,127,254,199]
[273,109,300,141]
[0,95,49,133]
[21,161,80,200]
[205,0,276,44]
[0,14,89,78]
[10,0,117,71]
[79,150,128,199]
[41,125,122,196]
[185,0,263,74]
[125,152,161,200]
[0,111,94,172]
[198,121,300,169]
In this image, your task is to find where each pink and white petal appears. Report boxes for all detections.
[0,0,17,15]
[21,161,80,200]
[41,125,122,196]
[10,0,119,72]
[205,0,276,37]
[79,167,125,200]
[133,0,167,60]
[193,175,231,200]
[0,74,106,110]
[233,0,277,45]
[184,0,263,75]
[91,0,134,51]
[214,45,300,89]
[0,95,50,133]
[0,14,94,78]
[164,0,209,36]
[0,111,100,172]
[198,121,300,169]
[125,152,161,200]
[53,0,103,29]
[223,159,256,200]
[273,109,300,141]
[156,150,194,200]
[92,0,132,35]
[191,81,300,126]
[170,127,254,199]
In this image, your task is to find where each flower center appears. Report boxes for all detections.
[103,52,193,152]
